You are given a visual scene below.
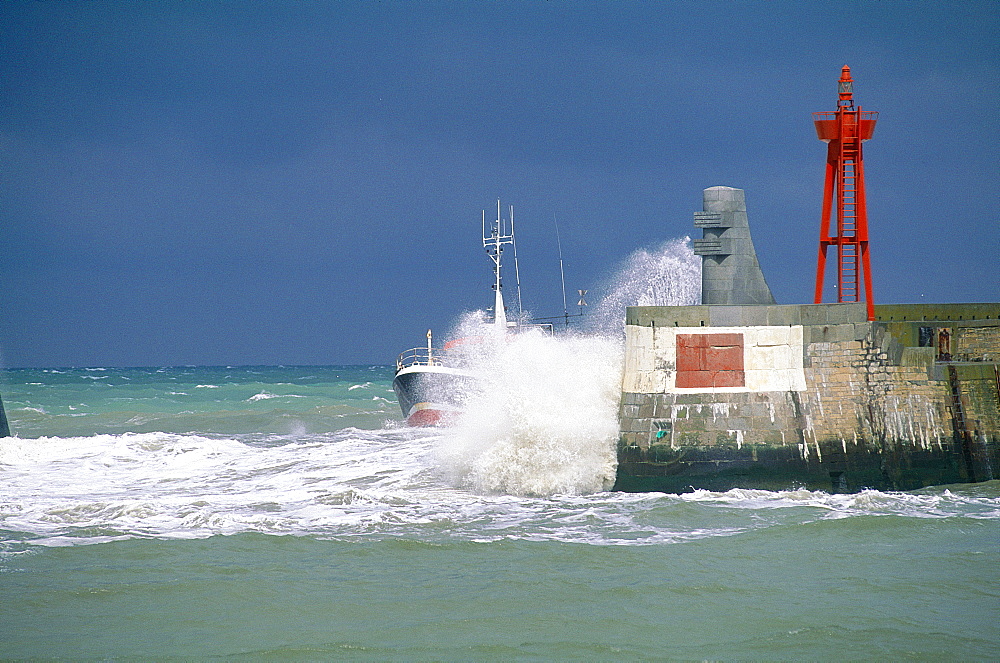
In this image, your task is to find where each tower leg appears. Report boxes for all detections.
[814,244,828,304]
[861,241,874,321]
[855,155,875,320]
[814,151,837,303]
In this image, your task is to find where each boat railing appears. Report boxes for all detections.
[396,324,556,371]
[396,347,449,371]
[515,322,555,334]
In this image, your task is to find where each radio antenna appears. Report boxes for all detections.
[554,212,569,328]
[511,204,523,321]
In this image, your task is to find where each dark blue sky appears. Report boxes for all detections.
[2,1,997,367]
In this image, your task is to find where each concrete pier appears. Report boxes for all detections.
[615,302,1000,492]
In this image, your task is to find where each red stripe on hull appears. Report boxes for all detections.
[407,408,445,427]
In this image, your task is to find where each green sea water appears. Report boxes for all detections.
[1,366,998,659]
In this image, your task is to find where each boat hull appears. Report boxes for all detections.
[392,365,478,426]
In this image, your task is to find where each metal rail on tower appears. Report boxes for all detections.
[812,65,878,321]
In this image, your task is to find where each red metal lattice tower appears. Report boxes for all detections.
[813,65,878,321]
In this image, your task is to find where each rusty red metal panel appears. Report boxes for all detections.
[708,333,743,347]
[676,333,745,388]
[711,370,745,388]
[705,345,743,372]
[676,334,703,372]
[676,370,708,388]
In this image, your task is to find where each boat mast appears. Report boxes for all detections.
[483,200,513,330]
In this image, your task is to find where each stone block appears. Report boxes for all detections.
[852,323,872,341]
[726,417,750,430]
[656,393,675,409]
[801,305,834,326]
[826,303,866,324]
[955,364,993,380]
[766,306,802,326]
[655,306,711,327]
[807,326,829,344]
[811,323,857,344]
[813,325,838,344]
[678,416,708,432]
[715,431,739,445]
[623,432,644,447]
[708,306,747,327]
[678,431,704,446]
[761,415,790,431]
[632,418,652,433]
[737,306,774,326]
[755,326,792,347]
[755,344,791,369]
[759,430,788,445]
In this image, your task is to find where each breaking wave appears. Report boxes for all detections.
[1,429,996,548]
[436,315,623,497]
[429,237,696,497]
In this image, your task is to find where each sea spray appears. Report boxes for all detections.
[438,316,623,496]
[435,238,698,496]
[588,236,700,335]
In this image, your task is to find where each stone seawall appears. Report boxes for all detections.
[616,303,1000,493]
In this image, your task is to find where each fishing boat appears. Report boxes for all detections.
[392,330,480,426]
[393,201,544,426]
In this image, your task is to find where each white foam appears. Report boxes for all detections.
[437,319,623,497]
[0,430,995,547]
[0,430,442,545]
[246,391,305,402]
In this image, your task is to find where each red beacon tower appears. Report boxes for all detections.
[813,65,878,321]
